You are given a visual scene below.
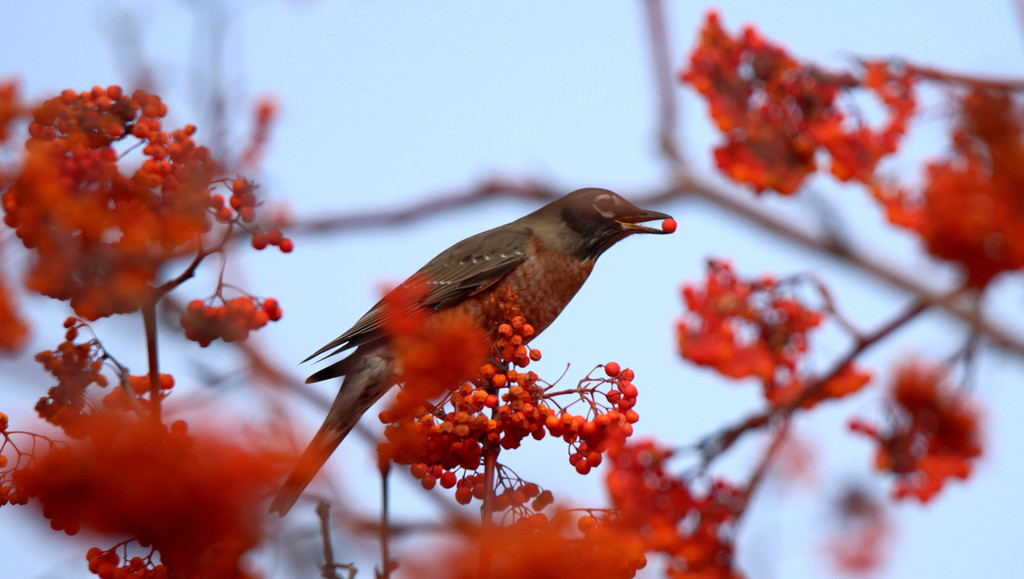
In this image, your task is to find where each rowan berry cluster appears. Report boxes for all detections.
[379,286,641,519]
[0,85,288,320]
[86,547,168,579]
[180,296,282,346]
[598,441,744,578]
[0,86,212,318]
[13,413,280,578]
[447,441,746,578]
[101,372,175,413]
[0,412,36,508]
[33,320,110,437]
[682,12,915,194]
[679,259,870,407]
[872,88,1024,287]
[849,363,982,502]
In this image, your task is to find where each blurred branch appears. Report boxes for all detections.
[285,178,557,235]
[904,61,1024,91]
[700,293,935,463]
[316,501,356,579]
[642,0,686,170]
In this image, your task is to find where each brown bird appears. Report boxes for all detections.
[269,188,671,516]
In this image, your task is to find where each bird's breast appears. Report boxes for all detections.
[507,250,594,338]
[432,248,595,342]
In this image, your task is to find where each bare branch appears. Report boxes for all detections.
[641,0,686,170]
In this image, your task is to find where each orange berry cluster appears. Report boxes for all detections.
[872,88,1024,288]
[1,86,219,318]
[101,373,175,412]
[682,12,915,194]
[678,259,871,407]
[214,176,293,253]
[0,412,32,508]
[0,85,284,319]
[0,482,29,508]
[849,362,982,502]
[86,548,169,579]
[15,413,281,578]
[379,285,641,516]
[180,296,282,346]
[600,441,744,578]
[548,364,640,475]
[33,320,109,437]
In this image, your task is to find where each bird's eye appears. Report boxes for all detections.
[592,194,616,218]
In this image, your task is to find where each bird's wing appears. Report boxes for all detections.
[304,226,531,363]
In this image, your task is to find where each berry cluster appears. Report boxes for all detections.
[678,259,870,407]
[250,226,293,253]
[379,286,641,518]
[0,85,286,319]
[1,86,219,318]
[849,362,982,502]
[0,412,34,508]
[212,176,293,253]
[33,320,109,437]
[86,547,168,579]
[101,373,175,412]
[14,413,281,578]
[872,88,1024,288]
[682,12,915,194]
[180,296,282,346]
[599,441,744,578]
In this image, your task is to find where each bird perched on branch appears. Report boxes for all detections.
[269,188,673,516]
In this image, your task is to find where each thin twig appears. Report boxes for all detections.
[141,300,161,423]
[701,294,934,463]
[286,178,556,235]
[316,501,356,579]
[477,444,498,579]
[642,0,686,170]
[378,460,393,579]
[733,419,792,528]
[904,61,1024,92]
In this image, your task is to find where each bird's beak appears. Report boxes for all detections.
[616,208,673,234]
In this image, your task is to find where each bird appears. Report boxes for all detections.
[269,188,672,516]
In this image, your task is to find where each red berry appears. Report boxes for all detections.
[661,218,677,234]
[604,361,621,377]
[440,471,457,489]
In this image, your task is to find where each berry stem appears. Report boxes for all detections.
[477,442,499,578]
[141,299,161,423]
[379,460,393,579]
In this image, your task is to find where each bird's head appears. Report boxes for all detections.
[533,188,672,260]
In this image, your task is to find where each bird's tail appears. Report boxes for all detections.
[268,420,350,517]
[269,344,395,517]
